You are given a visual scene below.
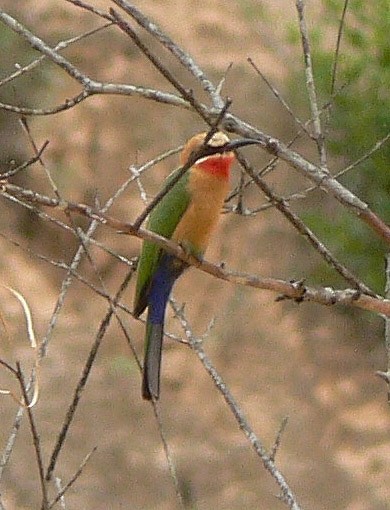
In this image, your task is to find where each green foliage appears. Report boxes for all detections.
[288,0,390,293]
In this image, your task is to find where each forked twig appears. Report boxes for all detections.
[270,417,289,462]
[0,141,49,179]
[48,447,97,509]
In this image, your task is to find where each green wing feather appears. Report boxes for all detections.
[133,167,191,317]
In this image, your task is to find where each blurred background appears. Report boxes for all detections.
[0,1,389,509]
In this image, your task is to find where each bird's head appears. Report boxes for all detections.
[180,131,234,180]
[180,131,260,179]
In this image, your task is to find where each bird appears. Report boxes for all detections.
[133,131,259,400]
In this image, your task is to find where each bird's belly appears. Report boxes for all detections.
[172,171,229,255]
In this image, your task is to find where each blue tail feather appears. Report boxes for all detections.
[142,254,186,400]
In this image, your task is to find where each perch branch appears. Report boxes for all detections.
[1,183,389,317]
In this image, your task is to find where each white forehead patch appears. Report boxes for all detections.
[206,132,230,147]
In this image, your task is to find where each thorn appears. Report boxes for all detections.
[275,278,306,303]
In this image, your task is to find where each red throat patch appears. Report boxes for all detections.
[196,153,234,179]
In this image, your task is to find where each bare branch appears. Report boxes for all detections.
[170,299,302,510]
[111,0,223,108]
[234,151,375,296]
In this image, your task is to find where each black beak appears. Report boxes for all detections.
[223,138,262,151]
[200,138,261,158]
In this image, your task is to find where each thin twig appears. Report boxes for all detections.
[331,0,349,95]
[0,12,88,85]
[336,132,390,177]
[19,118,59,196]
[0,230,135,318]
[0,401,25,480]
[248,57,310,137]
[376,254,390,402]
[16,363,48,509]
[295,0,328,169]
[151,403,186,509]
[269,417,289,462]
[53,478,66,510]
[0,141,49,179]
[0,22,112,88]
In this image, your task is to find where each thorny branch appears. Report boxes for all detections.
[1,181,389,317]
